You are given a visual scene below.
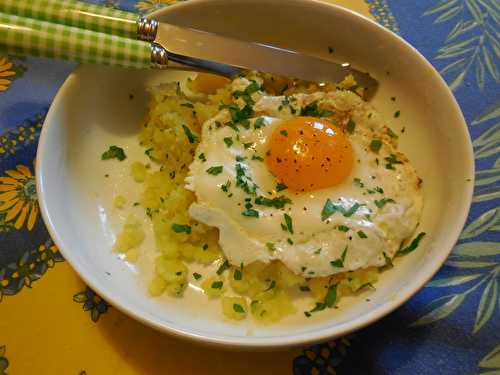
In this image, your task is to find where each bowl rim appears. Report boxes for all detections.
[36,0,474,348]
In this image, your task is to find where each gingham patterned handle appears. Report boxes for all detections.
[0,12,151,69]
[0,0,138,39]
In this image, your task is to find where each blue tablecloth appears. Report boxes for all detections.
[0,1,498,374]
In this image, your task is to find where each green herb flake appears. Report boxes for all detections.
[330,247,347,268]
[216,260,230,275]
[235,155,247,162]
[101,145,126,161]
[251,155,264,161]
[223,137,233,147]
[346,119,356,134]
[337,225,350,232]
[374,198,395,209]
[283,213,294,234]
[369,139,382,153]
[287,238,294,245]
[193,272,202,280]
[387,127,398,139]
[242,208,259,218]
[379,252,394,271]
[357,230,368,239]
[243,142,253,149]
[234,269,243,280]
[181,102,194,108]
[145,148,154,159]
[206,166,223,175]
[254,117,265,129]
[266,242,276,252]
[304,311,312,317]
[276,182,288,192]
[171,223,192,234]
[280,130,288,137]
[182,124,198,144]
[300,286,311,292]
[397,232,426,256]
[221,180,231,193]
[233,303,245,313]
[211,281,223,289]
[198,153,206,162]
[300,100,333,117]
[394,110,401,118]
[314,248,322,255]
[235,163,258,195]
[255,195,292,209]
[353,178,364,188]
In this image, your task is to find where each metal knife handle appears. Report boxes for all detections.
[0,0,138,38]
[0,12,152,69]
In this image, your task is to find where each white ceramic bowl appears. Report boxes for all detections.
[36,0,474,348]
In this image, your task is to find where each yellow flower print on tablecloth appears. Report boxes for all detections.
[135,0,182,13]
[0,56,16,92]
[0,164,38,231]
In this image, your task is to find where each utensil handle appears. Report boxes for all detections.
[0,0,138,38]
[0,12,151,69]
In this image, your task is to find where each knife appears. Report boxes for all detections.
[0,0,378,96]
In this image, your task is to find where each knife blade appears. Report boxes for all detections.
[154,22,378,97]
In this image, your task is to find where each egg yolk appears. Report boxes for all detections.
[266,117,354,192]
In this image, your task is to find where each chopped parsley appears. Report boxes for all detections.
[232,81,261,105]
[394,110,401,118]
[242,208,259,218]
[223,137,233,147]
[314,248,322,254]
[235,155,247,162]
[243,142,253,149]
[181,102,194,108]
[321,199,364,221]
[171,223,192,234]
[280,129,288,137]
[145,148,154,159]
[221,102,254,126]
[357,230,368,239]
[287,238,294,245]
[211,281,223,289]
[216,260,230,275]
[251,155,264,161]
[233,303,245,313]
[193,272,202,280]
[397,232,426,256]
[235,163,257,195]
[254,117,265,129]
[283,213,294,234]
[255,195,292,209]
[233,269,242,280]
[221,180,231,193]
[369,139,382,153]
[337,225,350,232]
[206,166,223,175]
[353,178,364,188]
[374,198,395,208]
[346,119,356,134]
[101,145,126,161]
[182,124,198,144]
[300,286,311,292]
[300,100,333,117]
[387,127,398,139]
[198,153,206,162]
[266,242,276,252]
[306,284,338,316]
[276,182,288,192]
[385,154,403,170]
[330,247,347,268]
[379,252,394,271]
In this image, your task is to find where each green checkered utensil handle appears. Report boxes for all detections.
[0,0,138,39]
[0,12,151,69]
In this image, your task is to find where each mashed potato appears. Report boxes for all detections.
[113,72,422,323]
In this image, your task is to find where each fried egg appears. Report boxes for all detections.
[186,77,423,277]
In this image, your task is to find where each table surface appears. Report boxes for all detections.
[0,0,498,374]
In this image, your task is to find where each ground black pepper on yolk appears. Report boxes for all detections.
[266,116,354,192]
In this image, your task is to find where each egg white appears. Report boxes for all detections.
[186,78,423,277]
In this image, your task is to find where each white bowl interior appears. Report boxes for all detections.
[36,0,473,347]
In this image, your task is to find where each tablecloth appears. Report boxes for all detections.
[0,0,498,374]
